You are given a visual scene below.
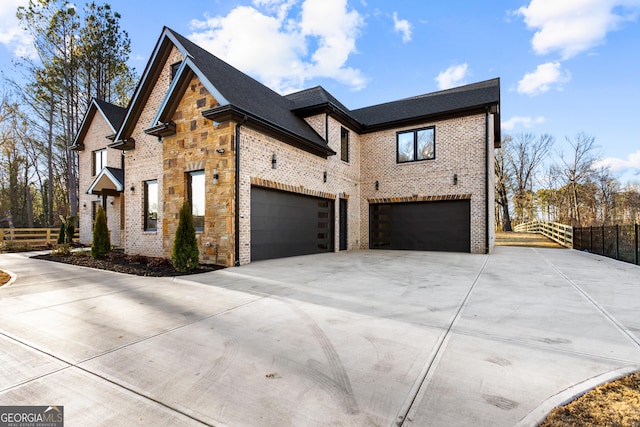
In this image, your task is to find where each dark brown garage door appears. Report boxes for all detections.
[251,187,334,261]
[370,200,470,252]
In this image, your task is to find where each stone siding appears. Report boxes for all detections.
[122,46,184,258]
[161,75,236,266]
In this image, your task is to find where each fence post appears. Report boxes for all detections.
[633,224,638,265]
[615,225,619,260]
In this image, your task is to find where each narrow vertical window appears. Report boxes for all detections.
[187,170,205,232]
[340,127,349,162]
[93,149,107,175]
[144,180,158,231]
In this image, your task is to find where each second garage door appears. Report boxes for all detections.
[251,187,334,261]
[370,199,470,252]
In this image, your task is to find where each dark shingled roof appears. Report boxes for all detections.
[167,29,330,153]
[285,86,352,115]
[94,99,127,131]
[351,78,500,128]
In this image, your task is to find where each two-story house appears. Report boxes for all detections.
[73,26,500,267]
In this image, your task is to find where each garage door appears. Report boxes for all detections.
[370,200,470,252]
[251,187,334,261]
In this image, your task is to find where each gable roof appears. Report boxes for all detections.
[87,167,124,194]
[104,26,500,154]
[113,27,334,157]
[71,99,127,150]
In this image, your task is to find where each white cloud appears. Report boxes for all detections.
[434,64,469,90]
[516,0,640,59]
[392,12,412,43]
[189,0,367,94]
[0,0,35,59]
[502,115,545,131]
[595,150,640,173]
[517,62,571,96]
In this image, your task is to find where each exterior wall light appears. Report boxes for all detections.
[213,168,219,185]
[272,153,277,169]
[375,180,379,191]
[453,174,458,185]
[323,171,327,183]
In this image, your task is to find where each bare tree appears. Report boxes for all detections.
[495,136,513,231]
[557,132,599,226]
[594,166,620,224]
[506,133,555,223]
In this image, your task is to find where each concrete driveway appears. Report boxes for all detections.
[1,247,639,426]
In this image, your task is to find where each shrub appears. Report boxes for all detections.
[91,206,110,259]
[172,201,199,272]
[51,244,71,256]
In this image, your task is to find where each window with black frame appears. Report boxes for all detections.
[187,170,205,232]
[397,127,435,163]
[341,127,349,162]
[144,180,158,231]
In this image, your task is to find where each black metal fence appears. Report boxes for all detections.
[573,224,640,265]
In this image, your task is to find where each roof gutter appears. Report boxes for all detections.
[485,107,490,254]
[203,105,335,158]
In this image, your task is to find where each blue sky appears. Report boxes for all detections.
[1,0,639,182]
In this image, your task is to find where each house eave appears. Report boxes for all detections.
[202,105,336,158]
[292,103,364,134]
[108,138,136,150]
[144,122,177,138]
[360,104,499,134]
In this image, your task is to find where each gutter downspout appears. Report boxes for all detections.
[484,108,490,254]
[235,116,248,266]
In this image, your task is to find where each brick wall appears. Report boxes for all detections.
[122,46,184,258]
[360,113,493,254]
[161,75,236,266]
[77,109,123,246]
[238,115,361,265]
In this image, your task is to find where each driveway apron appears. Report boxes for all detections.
[0,247,639,426]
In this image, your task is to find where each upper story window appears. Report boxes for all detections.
[92,149,107,175]
[187,170,205,232]
[397,127,435,163]
[171,61,182,80]
[144,180,158,231]
[340,127,349,162]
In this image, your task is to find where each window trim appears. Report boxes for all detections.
[396,126,436,164]
[144,180,158,231]
[187,170,205,232]
[340,127,349,163]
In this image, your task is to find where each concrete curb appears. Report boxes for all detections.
[515,365,640,427]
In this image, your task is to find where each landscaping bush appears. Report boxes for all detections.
[172,201,199,272]
[91,206,110,259]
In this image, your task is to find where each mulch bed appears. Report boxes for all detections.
[32,251,223,277]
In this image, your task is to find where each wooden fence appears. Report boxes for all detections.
[1,228,79,246]
[513,221,573,248]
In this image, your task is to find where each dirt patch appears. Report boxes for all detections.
[540,372,640,426]
[0,270,11,287]
[32,251,223,277]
